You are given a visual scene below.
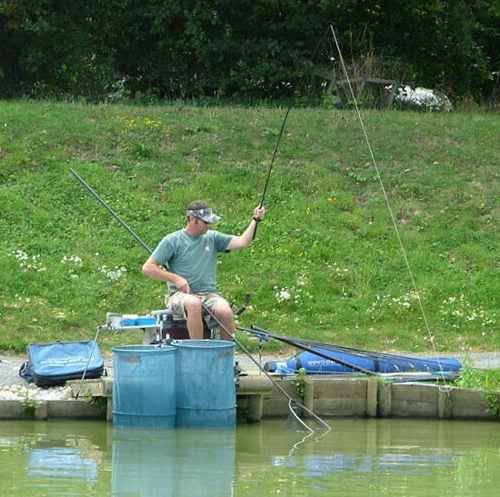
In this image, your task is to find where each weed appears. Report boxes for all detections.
[295,368,308,403]
[21,395,40,417]
[88,395,108,415]
[456,366,500,416]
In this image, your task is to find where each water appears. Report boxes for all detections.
[0,418,499,497]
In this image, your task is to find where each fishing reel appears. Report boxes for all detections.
[232,293,251,317]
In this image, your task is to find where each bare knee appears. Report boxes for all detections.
[184,297,202,317]
[213,302,234,322]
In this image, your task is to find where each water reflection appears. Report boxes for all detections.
[0,420,107,496]
[0,419,499,497]
[235,419,500,497]
[112,427,235,497]
[272,452,456,477]
[28,447,98,480]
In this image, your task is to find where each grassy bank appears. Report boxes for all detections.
[0,100,498,353]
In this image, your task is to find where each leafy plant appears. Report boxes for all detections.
[456,365,500,416]
[295,368,308,403]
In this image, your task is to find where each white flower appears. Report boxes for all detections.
[98,265,127,282]
[275,288,291,303]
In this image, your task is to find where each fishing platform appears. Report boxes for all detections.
[1,354,499,422]
[2,309,498,423]
[2,366,493,422]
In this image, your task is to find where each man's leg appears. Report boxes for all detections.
[205,295,235,340]
[183,295,204,339]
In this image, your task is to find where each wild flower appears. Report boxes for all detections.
[367,289,423,320]
[10,249,46,272]
[123,116,162,130]
[60,254,83,280]
[98,265,127,282]
[439,294,496,330]
[274,282,312,306]
[61,255,82,266]
[274,287,291,303]
[326,262,349,280]
[143,117,162,129]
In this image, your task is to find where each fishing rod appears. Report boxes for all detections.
[259,108,291,208]
[70,169,152,253]
[244,324,435,365]
[74,326,102,399]
[239,326,376,376]
[252,30,337,242]
[253,107,291,241]
[70,169,331,433]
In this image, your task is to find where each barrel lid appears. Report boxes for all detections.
[172,339,235,349]
[112,345,176,353]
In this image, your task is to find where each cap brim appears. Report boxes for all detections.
[201,214,221,224]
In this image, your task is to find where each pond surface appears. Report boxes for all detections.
[0,418,499,497]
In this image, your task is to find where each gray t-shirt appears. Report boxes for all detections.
[151,229,233,294]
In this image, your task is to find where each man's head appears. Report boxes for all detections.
[186,200,221,227]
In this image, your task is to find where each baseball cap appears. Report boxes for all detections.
[187,206,221,224]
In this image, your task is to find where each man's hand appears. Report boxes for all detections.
[253,206,266,221]
[174,275,190,294]
[227,205,267,251]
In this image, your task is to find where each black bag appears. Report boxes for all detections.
[19,340,104,387]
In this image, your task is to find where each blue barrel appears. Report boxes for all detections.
[174,340,236,428]
[112,345,176,427]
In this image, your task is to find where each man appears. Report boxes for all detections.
[142,201,265,339]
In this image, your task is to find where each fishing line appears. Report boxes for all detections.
[70,169,331,432]
[201,305,331,433]
[328,25,444,374]
[74,325,102,400]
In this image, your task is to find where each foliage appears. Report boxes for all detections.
[295,368,308,402]
[456,366,500,415]
[0,1,498,101]
[456,366,500,392]
[0,100,498,355]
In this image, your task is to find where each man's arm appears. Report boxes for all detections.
[226,206,266,251]
[142,256,190,293]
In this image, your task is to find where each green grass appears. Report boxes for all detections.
[0,100,498,353]
[456,366,500,416]
[456,367,500,392]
